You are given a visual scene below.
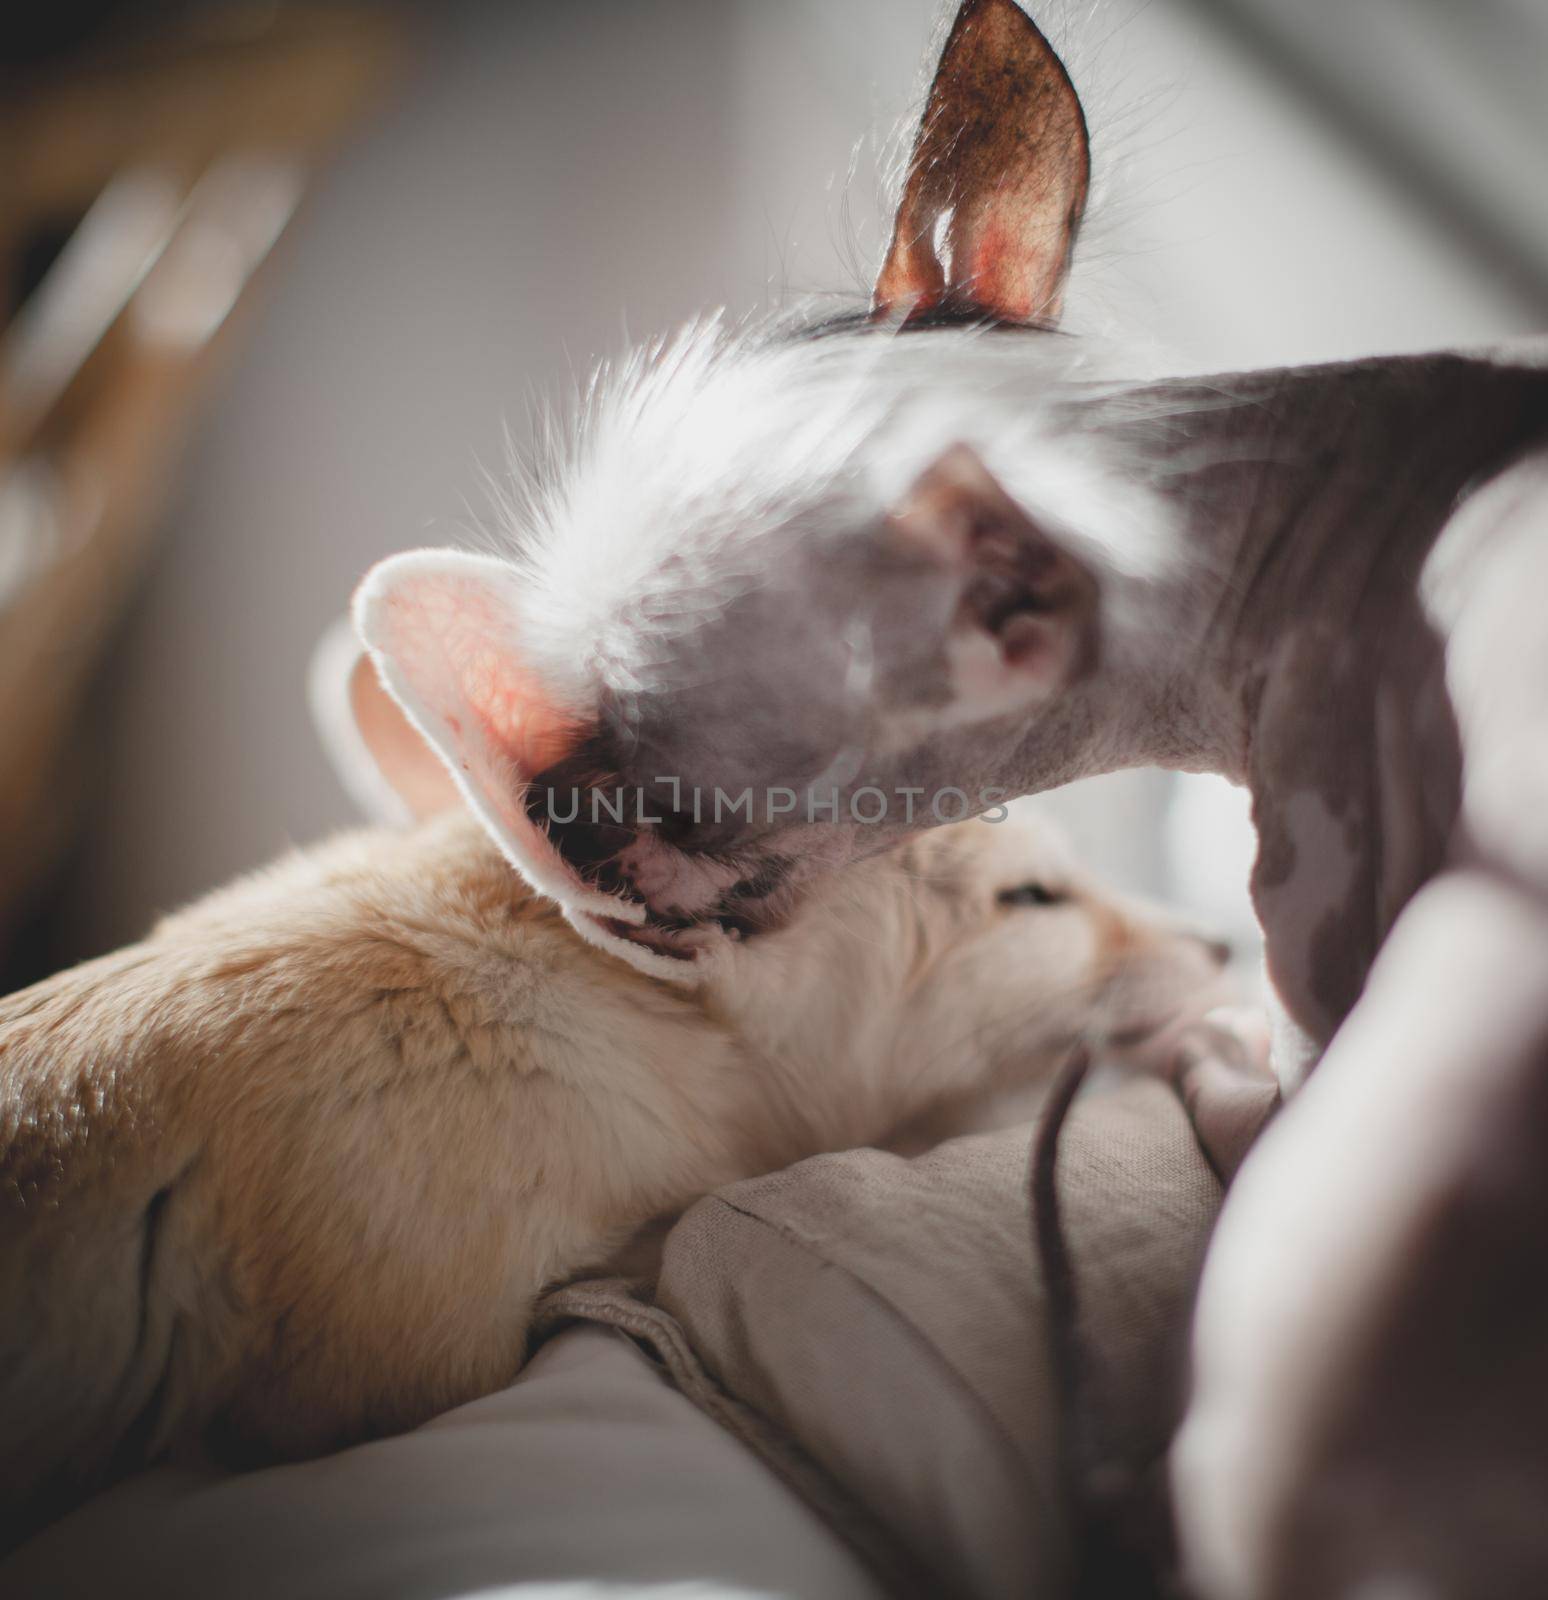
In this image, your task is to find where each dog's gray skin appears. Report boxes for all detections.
[508,6,1548,1595]
[564,351,1547,1057]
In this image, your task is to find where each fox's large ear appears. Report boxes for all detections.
[310,613,454,827]
[889,444,1099,717]
[347,551,700,983]
[874,0,1089,326]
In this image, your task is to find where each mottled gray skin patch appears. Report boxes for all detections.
[1110,353,1548,1052]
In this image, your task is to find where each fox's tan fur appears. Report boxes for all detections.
[1,808,1223,1547]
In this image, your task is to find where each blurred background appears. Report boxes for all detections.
[2,0,1545,989]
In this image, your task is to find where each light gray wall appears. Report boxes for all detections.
[59,0,1547,956]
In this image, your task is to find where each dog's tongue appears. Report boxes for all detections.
[606,831,746,922]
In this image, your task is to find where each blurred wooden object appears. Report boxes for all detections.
[0,4,405,958]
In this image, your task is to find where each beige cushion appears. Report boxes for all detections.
[550,1077,1225,1599]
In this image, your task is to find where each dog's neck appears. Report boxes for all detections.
[1041,352,1548,1055]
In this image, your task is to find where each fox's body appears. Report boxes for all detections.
[3,819,741,1495]
[0,808,1225,1549]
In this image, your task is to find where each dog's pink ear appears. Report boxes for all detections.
[351,550,643,927]
[890,444,1099,713]
[874,0,1089,326]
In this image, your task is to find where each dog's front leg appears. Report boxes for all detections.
[1174,867,1548,1600]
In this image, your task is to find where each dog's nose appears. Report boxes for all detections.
[1194,932,1233,968]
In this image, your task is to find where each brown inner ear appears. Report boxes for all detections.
[348,652,462,819]
[874,0,1091,326]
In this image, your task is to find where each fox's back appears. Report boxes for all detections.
[0,814,698,1542]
